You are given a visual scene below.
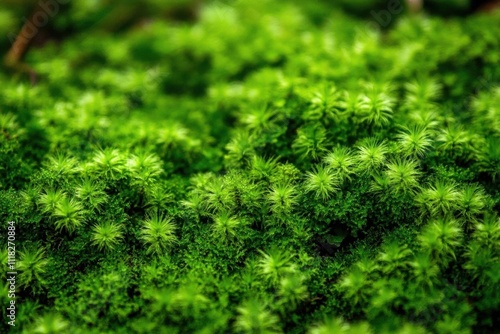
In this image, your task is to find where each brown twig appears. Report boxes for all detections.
[478,0,500,12]
[406,0,423,13]
[4,2,43,84]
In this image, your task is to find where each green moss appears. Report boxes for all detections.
[1,0,499,333]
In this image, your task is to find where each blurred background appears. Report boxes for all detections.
[2,0,499,75]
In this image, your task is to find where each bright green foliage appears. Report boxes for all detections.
[419,217,463,266]
[304,165,338,200]
[308,318,372,334]
[75,178,108,211]
[477,137,500,181]
[1,0,499,333]
[27,313,69,334]
[339,268,369,306]
[181,191,205,215]
[377,242,413,274]
[323,147,356,182]
[234,299,282,334]
[436,125,473,153]
[156,123,191,151]
[257,248,296,284]
[472,87,500,134]
[357,84,395,127]
[417,180,460,217]
[404,78,442,113]
[410,253,440,287]
[91,221,123,251]
[127,152,163,189]
[17,248,49,293]
[226,131,255,167]
[240,104,277,132]
[293,125,328,160]
[140,212,177,254]
[44,154,80,177]
[464,241,496,284]
[250,155,279,180]
[53,198,85,233]
[87,148,126,180]
[278,273,308,310]
[144,185,173,211]
[396,125,434,158]
[457,184,488,223]
[73,268,135,326]
[384,158,421,194]
[37,189,66,215]
[168,283,210,318]
[355,138,388,174]
[471,214,500,249]
[0,113,24,137]
[207,179,236,213]
[212,211,244,242]
[369,173,391,193]
[267,182,298,216]
[462,216,500,316]
[305,84,342,122]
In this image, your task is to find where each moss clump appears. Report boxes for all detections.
[1,1,499,333]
